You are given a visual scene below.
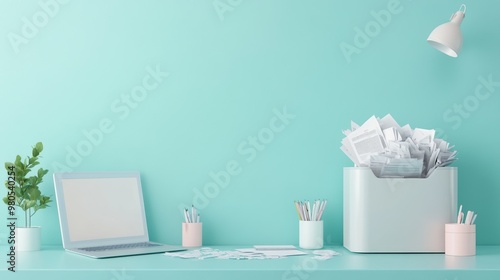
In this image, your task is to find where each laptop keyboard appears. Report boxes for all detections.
[79,242,161,252]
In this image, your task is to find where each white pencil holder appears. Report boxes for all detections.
[299,220,323,249]
[182,223,202,247]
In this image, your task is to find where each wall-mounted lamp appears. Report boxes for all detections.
[427,4,466,57]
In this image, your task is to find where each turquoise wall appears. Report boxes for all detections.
[1,0,499,246]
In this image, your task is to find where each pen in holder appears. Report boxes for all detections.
[295,200,327,249]
[445,205,477,256]
[182,206,202,247]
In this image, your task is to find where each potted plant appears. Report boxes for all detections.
[3,142,51,251]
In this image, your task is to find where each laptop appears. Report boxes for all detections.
[53,171,185,258]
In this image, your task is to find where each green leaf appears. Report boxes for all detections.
[37,168,45,178]
[40,195,51,206]
[2,197,9,204]
[27,200,36,208]
[27,187,41,200]
[35,142,43,152]
[14,188,22,197]
[14,166,22,174]
[32,142,43,157]
[23,168,31,176]
[15,155,23,169]
[22,192,30,200]
[28,176,37,184]
[28,156,36,165]
[5,162,14,171]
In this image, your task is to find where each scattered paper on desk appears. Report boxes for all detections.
[341,114,457,178]
[164,248,213,259]
[165,247,288,260]
[237,248,307,257]
[312,250,340,260]
[165,247,340,260]
[254,245,296,250]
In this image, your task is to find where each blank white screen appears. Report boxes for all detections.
[61,177,145,242]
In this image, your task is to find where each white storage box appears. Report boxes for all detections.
[343,167,457,253]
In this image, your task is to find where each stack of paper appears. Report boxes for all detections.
[341,114,457,178]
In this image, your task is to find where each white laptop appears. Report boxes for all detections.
[53,171,185,258]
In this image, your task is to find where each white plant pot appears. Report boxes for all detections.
[16,227,41,251]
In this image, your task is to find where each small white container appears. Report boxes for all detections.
[16,227,41,251]
[182,223,202,247]
[299,220,323,249]
[445,224,476,256]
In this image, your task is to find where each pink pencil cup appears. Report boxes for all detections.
[182,223,202,247]
[445,224,476,256]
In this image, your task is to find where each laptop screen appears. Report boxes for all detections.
[54,172,149,248]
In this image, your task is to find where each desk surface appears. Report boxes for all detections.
[3,245,500,280]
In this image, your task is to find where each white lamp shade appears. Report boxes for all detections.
[427,6,466,57]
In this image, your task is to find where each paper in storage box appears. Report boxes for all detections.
[343,167,457,253]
